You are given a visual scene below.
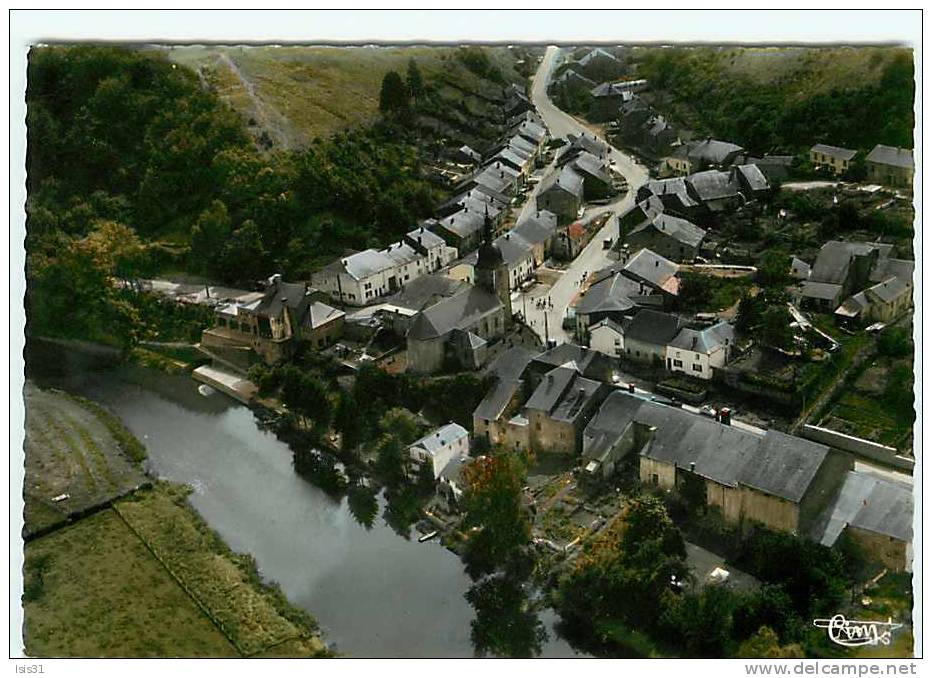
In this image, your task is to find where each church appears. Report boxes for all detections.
[406,213,513,374]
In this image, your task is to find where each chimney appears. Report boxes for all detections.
[689,462,696,473]
[627,383,635,393]
[691,336,698,350]
[719,408,731,425]
[548,373,554,385]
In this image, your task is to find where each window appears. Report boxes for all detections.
[692,364,702,372]
[635,351,640,357]
[651,473,659,485]
[535,421,541,431]
[614,339,621,346]
[673,359,683,368]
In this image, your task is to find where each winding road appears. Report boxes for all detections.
[515,46,650,344]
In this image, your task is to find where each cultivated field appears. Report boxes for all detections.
[23,383,147,538]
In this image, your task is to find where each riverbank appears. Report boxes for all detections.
[21,381,329,658]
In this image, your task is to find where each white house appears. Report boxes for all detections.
[313,227,457,306]
[589,318,626,358]
[664,321,735,380]
[408,423,470,479]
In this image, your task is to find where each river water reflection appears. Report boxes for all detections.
[29,351,586,658]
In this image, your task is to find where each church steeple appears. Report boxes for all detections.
[474,207,512,326]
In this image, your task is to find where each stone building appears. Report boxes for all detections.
[865,144,914,188]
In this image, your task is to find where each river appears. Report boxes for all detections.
[27,347,587,658]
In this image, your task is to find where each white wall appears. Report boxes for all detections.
[590,325,624,357]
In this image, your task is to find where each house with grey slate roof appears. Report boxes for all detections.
[536,165,585,225]
[584,390,853,535]
[866,144,914,188]
[625,212,707,262]
[203,275,344,366]
[408,423,470,480]
[809,143,857,175]
[665,321,735,380]
[811,470,913,572]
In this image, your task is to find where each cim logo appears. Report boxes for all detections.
[813,614,903,647]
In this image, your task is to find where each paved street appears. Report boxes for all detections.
[515,46,650,345]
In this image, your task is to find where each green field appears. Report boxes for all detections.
[24,508,239,658]
[22,383,328,658]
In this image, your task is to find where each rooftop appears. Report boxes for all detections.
[811,143,857,161]
[866,144,914,170]
[630,213,707,249]
[407,285,502,341]
[410,423,469,456]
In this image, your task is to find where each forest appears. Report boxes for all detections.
[634,47,915,154]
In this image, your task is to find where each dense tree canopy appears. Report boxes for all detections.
[636,48,914,154]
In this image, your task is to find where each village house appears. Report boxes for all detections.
[592,391,854,535]
[685,169,745,215]
[473,347,537,448]
[865,144,914,188]
[618,308,683,365]
[436,188,508,225]
[618,248,680,298]
[834,273,913,326]
[640,115,679,156]
[408,422,470,479]
[202,275,345,367]
[665,321,735,381]
[521,362,609,455]
[551,67,596,95]
[635,177,704,221]
[556,133,610,167]
[624,212,707,262]
[524,343,614,390]
[663,139,744,175]
[589,80,649,121]
[809,144,857,175]
[588,318,628,359]
[406,217,513,374]
[617,195,665,236]
[313,227,455,307]
[509,118,549,153]
[511,210,559,265]
[574,273,640,333]
[732,164,772,201]
[553,222,590,261]
[451,144,482,167]
[813,470,913,572]
[536,165,585,225]
[575,47,625,82]
[797,240,888,311]
[614,95,653,139]
[566,151,615,200]
[432,208,489,253]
